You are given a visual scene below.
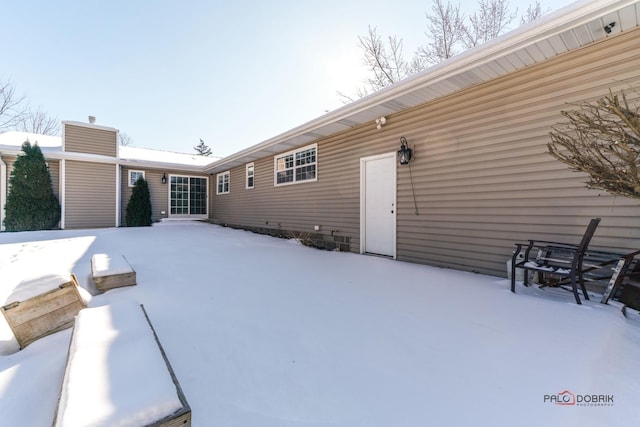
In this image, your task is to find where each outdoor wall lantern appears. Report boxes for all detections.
[161,173,167,184]
[397,137,412,165]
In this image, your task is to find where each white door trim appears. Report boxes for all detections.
[168,174,209,219]
[360,152,396,259]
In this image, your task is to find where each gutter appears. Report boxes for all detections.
[202,0,635,174]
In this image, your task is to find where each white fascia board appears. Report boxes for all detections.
[62,120,120,133]
[204,0,635,174]
[0,144,208,172]
[118,158,209,173]
[0,154,6,231]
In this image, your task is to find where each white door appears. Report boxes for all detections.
[360,153,396,257]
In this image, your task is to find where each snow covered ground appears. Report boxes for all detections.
[1,221,639,426]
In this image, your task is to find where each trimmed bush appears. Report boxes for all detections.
[125,176,152,226]
[4,141,61,231]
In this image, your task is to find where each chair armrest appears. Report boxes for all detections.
[526,240,580,249]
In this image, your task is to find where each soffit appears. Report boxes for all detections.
[204,0,640,173]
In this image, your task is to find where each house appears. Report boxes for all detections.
[203,0,640,277]
[0,122,215,230]
[2,0,640,279]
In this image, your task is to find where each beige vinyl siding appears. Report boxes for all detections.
[210,131,388,249]
[394,28,640,276]
[65,161,117,228]
[121,168,209,223]
[121,169,168,223]
[1,156,60,200]
[211,28,640,277]
[64,124,117,157]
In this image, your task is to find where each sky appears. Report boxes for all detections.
[2,0,575,157]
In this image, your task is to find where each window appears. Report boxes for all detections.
[128,170,145,187]
[246,163,254,189]
[170,175,208,215]
[216,171,230,194]
[274,144,317,186]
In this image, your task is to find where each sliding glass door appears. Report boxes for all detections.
[170,176,208,216]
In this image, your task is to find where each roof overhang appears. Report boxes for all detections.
[204,0,640,174]
[0,145,211,172]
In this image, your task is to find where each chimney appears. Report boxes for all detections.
[88,116,96,124]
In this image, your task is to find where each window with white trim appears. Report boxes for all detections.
[216,171,230,194]
[128,170,145,187]
[246,163,255,189]
[274,144,317,186]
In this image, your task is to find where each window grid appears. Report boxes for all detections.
[190,177,207,214]
[217,171,230,194]
[128,170,145,187]
[246,163,255,189]
[274,144,317,186]
[170,175,208,215]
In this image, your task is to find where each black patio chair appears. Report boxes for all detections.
[510,218,601,304]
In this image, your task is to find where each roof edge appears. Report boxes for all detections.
[203,0,634,173]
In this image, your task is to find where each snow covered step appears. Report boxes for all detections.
[91,254,136,292]
[1,274,86,349]
[53,302,191,427]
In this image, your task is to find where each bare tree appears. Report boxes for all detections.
[343,0,549,102]
[548,88,640,199]
[119,132,132,146]
[338,26,411,102]
[464,0,517,48]
[18,107,60,135]
[418,0,467,64]
[0,79,26,131]
[520,1,545,25]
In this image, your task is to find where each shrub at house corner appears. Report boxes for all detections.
[125,176,152,226]
[4,141,61,231]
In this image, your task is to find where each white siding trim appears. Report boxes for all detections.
[60,159,66,229]
[61,123,66,152]
[0,155,6,231]
[62,120,119,133]
[116,164,121,227]
[115,129,120,159]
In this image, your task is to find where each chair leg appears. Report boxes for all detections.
[570,271,582,304]
[579,273,590,301]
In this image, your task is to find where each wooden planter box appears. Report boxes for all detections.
[91,254,137,292]
[1,274,85,349]
[53,303,191,427]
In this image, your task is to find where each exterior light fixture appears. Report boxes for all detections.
[161,173,167,184]
[397,137,412,165]
[375,116,387,129]
[604,22,616,34]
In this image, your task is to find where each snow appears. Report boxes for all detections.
[118,146,217,166]
[0,131,217,167]
[54,302,182,427]
[1,222,639,426]
[91,254,134,278]
[0,131,62,148]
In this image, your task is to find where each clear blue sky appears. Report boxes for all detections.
[2,0,574,157]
